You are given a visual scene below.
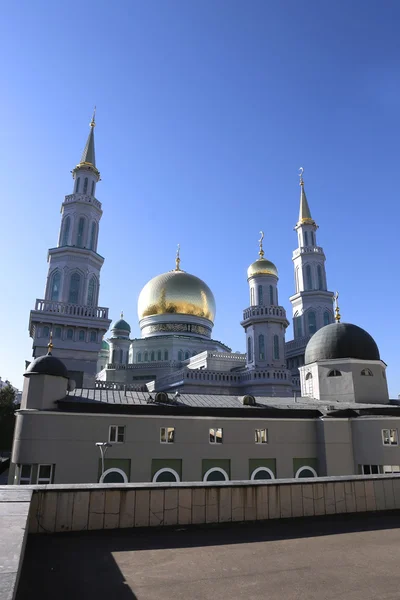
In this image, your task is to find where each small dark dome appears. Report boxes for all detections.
[24,353,69,379]
[305,322,380,365]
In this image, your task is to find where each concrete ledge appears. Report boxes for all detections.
[2,474,400,535]
[0,489,32,600]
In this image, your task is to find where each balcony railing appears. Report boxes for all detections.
[292,246,324,259]
[64,194,102,210]
[242,305,286,321]
[34,299,109,320]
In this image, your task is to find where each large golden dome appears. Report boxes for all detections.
[138,269,216,322]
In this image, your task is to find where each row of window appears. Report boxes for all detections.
[75,176,95,196]
[295,264,326,293]
[150,465,317,483]
[49,269,98,306]
[250,285,278,307]
[135,350,201,363]
[293,310,331,338]
[40,326,97,343]
[18,464,53,485]
[61,215,98,251]
[247,334,280,361]
[361,465,400,475]
[109,425,269,445]
[185,370,287,382]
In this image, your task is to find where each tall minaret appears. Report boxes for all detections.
[29,111,111,387]
[290,169,334,340]
[240,233,292,396]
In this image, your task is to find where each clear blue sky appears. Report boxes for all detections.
[1,1,399,395]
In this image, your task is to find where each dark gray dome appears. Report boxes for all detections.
[305,322,380,365]
[24,353,69,379]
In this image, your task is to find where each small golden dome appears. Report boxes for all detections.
[247,258,278,279]
[138,269,216,322]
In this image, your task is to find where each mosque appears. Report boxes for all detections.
[27,116,377,399]
[13,114,395,487]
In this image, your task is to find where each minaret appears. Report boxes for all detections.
[29,111,111,387]
[240,233,292,396]
[290,169,334,339]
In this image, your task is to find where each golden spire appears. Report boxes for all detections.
[334,291,341,323]
[175,243,181,271]
[90,106,96,128]
[297,167,316,226]
[258,231,265,259]
[48,330,54,355]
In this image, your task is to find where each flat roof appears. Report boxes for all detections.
[17,513,400,600]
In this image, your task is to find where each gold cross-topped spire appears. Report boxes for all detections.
[299,166,304,186]
[90,106,96,128]
[175,244,181,271]
[334,291,341,323]
[47,330,54,355]
[258,231,265,259]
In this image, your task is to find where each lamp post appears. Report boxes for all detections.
[96,442,112,482]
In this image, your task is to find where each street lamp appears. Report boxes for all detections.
[96,442,112,482]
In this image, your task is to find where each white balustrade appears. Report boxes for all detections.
[64,194,102,210]
[34,299,109,320]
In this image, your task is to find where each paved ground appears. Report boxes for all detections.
[17,513,400,600]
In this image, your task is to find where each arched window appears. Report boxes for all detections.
[310,231,315,246]
[247,337,253,362]
[150,351,155,361]
[153,468,180,483]
[54,327,62,339]
[75,177,80,193]
[83,177,88,194]
[273,334,279,360]
[203,468,229,482]
[361,368,373,376]
[144,351,148,361]
[258,285,263,306]
[119,349,123,363]
[79,330,85,341]
[323,311,330,326]
[43,326,50,337]
[137,352,142,362]
[328,370,342,377]
[90,331,97,342]
[68,273,80,304]
[317,265,324,290]
[295,466,317,478]
[77,217,85,247]
[269,285,274,305]
[295,267,299,293]
[259,334,265,360]
[251,467,275,480]
[67,329,73,340]
[87,277,96,306]
[305,265,312,290]
[61,216,70,246]
[308,311,316,334]
[184,351,190,360]
[89,222,97,250]
[157,350,162,361]
[304,231,309,246]
[50,271,61,301]
[250,287,255,306]
[100,468,128,484]
[294,314,303,338]
[164,350,168,361]
[178,350,183,361]
[91,181,95,196]
[305,372,313,396]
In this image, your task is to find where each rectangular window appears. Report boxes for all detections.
[38,464,53,484]
[109,425,125,443]
[209,427,223,444]
[382,429,398,446]
[255,429,268,443]
[160,427,175,443]
[19,464,32,485]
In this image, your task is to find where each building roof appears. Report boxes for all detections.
[305,322,380,364]
[57,388,399,418]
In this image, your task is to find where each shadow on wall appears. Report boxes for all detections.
[16,512,400,600]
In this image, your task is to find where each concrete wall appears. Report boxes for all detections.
[25,474,400,534]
